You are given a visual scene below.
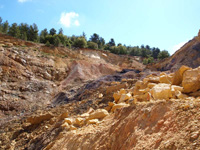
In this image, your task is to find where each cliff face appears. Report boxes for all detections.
[150,30,200,71]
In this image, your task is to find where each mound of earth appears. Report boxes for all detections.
[150,30,200,71]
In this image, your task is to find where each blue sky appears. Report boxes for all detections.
[0,0,200,54]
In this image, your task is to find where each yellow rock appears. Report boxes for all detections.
[159,74,171,84]
[61,122,70,130]
[148,77,160,83]
[111,81,120,85]
[134,92,151,102]
[27,113,53,125]
[80,113,89,118]
[59,112,68,120]
[64,118,73,125]
[151,83,171,100]
[175,91,187,99]
[182,67,200,93]
[111,103,130,112]
[172,65,191,85]
[171,85,184,98]
[75,117,85,126]
[88,109,109,120]
[121,78,127,82]
[147,83,156,89]
[113,92,121,103]
[108,101,114,107]
[118,93,132,103]
[86,107,95,114]
[143,78,149,84]
[87,119,99,124]
[171,85,183,92]
[98,93,103,98]
[119,88,126,94]
[70,125,77,130]
[106,83,128,94]
[160,72,166,76]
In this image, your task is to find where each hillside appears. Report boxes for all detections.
[0,33,144,122]
[1,32,200,150]
[149,30,200,71]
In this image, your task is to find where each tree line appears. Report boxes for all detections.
[0,17,170,64]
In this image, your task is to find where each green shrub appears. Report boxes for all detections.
[87,41,98,49]
[45,41,50,47]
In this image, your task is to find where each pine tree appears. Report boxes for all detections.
[2,20,9,34]
[8,23,20,38]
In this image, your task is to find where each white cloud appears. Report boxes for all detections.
[18,0,31,3]
[171,41,187,54]
[74,20,80,26]
[59,12,80,28]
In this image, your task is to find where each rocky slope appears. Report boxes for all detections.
[1,65,200,150]
[1,32,200,150]
[0,33,144,123]
[149,30,200,71]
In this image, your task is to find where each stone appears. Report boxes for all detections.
[182,67,200,93]
[111,81,120,85]
[80,113,89,118]
[172,65,191,85]
[88,109,109,120]
[134,92,151,102]
[27,113,53,125]
[106,83,128,94]
[86,107,95,114]
[59,112,68,120]
[61,122,70,130]
[151,83,171,100]
[70,125,77,130]
[118,93,132,103]
[64,118,73,125]
[147,83,156,89]
[108,102,114,107]
[111,103,130,112]
[98,93,103,98]
[119,89,126,95]
[75,118,85,126]
[175,91,187,99]
[113,92,121,103]
[148,77,160,83]
[121,78,127,82]
[159,74,172,84]
[87,119,99,124]
[171,85,184,98]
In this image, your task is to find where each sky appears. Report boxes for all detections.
[0,0,200,55]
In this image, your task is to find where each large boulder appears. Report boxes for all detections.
[182,67,200,93]
[88,109,109,120]
[151,83,171,100]
[172,65,191,85]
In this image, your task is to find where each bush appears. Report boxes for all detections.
[143,57,154,65]
[73,37,87,48]
[45,41,50,47]
[158,50,170,60]
[87,41,98,49]
[54,36,61,46]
